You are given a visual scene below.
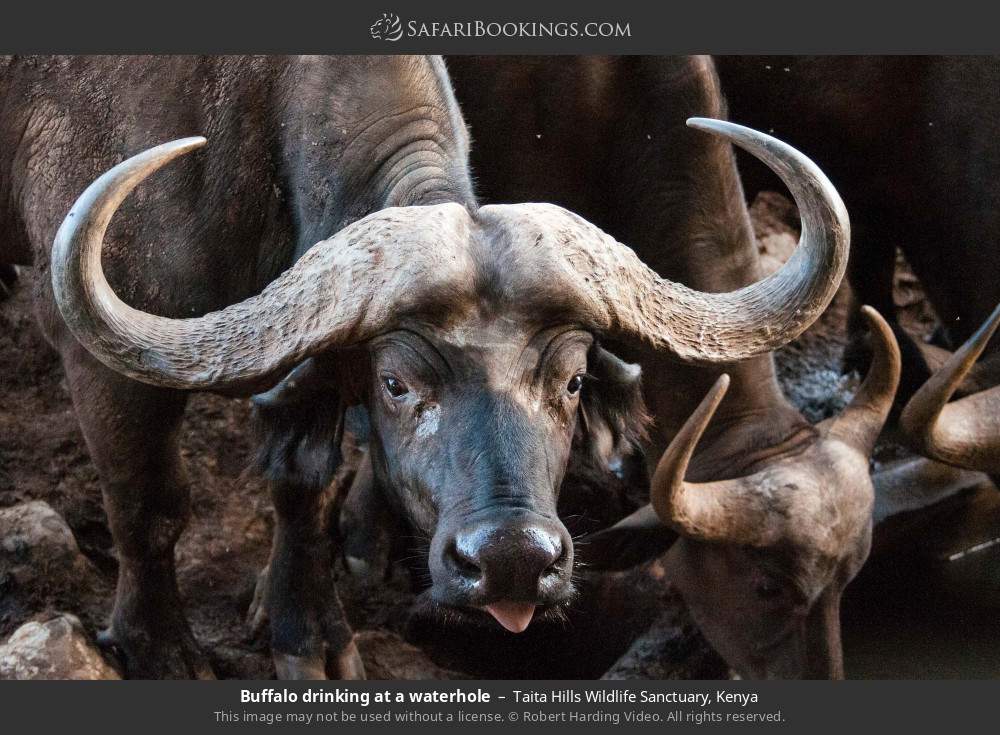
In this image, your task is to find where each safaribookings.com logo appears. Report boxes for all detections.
[370,13,631,41]
[370,13,404,41]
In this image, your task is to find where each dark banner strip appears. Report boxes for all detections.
[1,1,999,53]
[1,680,996,732]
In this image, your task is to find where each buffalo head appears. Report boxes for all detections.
[50,120,849,634]
[585,307,900,678]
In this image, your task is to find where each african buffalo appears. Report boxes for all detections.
[1,55,847,678]
[587,308,898,679]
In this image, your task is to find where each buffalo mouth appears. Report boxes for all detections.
[410,591,573,634]
[462,601,572,633]
[482,600,537,633]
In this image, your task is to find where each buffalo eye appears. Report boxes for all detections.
[382,375,408,398]
[566,374,585,395]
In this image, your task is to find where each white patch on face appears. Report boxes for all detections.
[444,327,474,348]
[415,405,441,439]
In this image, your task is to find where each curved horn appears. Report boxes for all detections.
[826,306,901,454]
[534,118,850,363]
[52,139,475,392]
[649,374,784,546]
[901,302,1000,472]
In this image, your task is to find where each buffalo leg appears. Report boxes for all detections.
[339,449,397,581]
[61,344,212,679]
[249,478,363,680]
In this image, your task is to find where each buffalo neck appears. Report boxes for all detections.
[273,55,476,259]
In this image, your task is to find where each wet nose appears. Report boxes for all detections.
[446,517,572,609]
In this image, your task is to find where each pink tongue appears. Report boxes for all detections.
[484,602,537,633]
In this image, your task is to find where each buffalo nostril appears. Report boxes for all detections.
[544,542,567,576]
[531,526,563,563]
[446,539,482,579]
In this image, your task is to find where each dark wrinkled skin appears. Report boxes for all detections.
[715,56,1000,406]
[0,55,655,678]
[447,55,860,678]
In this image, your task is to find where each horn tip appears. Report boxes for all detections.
[177,136,208,150]
[143,137,207,166]
[859,304,898,355]
[686,118,756,143]
[691,374,730,420]
[860,304,883,326]
[708,372,730,408]
[860,305,894,341]
[686,117,728,133]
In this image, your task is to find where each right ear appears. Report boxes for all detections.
[578,505,676,571]
[577,344,651,471]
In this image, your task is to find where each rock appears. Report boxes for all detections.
[0,501,102,628]
[0,614,120,679]
[0,500,96,591]
[355,630,465,680]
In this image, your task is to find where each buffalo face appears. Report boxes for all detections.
[369,321,587,631]
[254,319,648,633]
[662,450,873,679]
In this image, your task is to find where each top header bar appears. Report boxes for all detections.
[3,0,1000,54]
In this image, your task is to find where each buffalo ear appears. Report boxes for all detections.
[578,505,676,571]
[578,345,652,471]
[252,350,366,491]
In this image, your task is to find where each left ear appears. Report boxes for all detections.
[577,505,676,571]
[252,350,365,491]
[578,344,651,470]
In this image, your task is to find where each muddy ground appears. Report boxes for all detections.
[2,193,998,679]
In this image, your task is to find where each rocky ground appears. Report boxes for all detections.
[1,193,998,679]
